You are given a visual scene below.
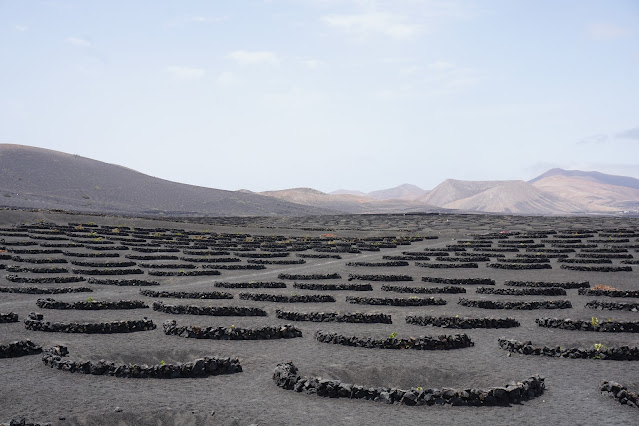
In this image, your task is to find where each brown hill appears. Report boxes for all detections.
[419,179,590,215]
[259,188,442,214]
[367,184,429,201]
[0,144,338,216]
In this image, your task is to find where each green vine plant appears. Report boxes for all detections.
[591,317,599,327]
[388,331,397,339]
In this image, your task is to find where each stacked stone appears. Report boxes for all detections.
[499,339,639,360]
[406,315,519,329]
[458,298,572,310]
[381,285,466,294]
[273,362,545,406]
[535,318,639,333]
[36,298,148,310]
[152,301,266,316]
[346,296,446,306]
[600,381,639,408]
[585,301,639,311]
[0,312,19,323]
[162,320,302,339]
[239,293,335,303]
[293,283,372,291]
[24,313,155,333]
[315,330,474,350]
[140,289,233,299]
[476,287,566,296]
[276,310,392,324]
[0,340,42,358]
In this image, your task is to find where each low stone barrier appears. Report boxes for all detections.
[239,293,335,303]
[576,253,634,259]
[314,330,473,350]
[163,320,302,340]
[585,301,639,311]
[476,287,567,296]
[183,250,230,256]
[578,289,639,298]
[381,285,466,294]
[348,274,413,282]
[62,251,119,258]
[152,301,267,316]
[406,315,519,329]
[0,286,92,294]
[293,282,372,291]
[126,254,179,260]
[11,256,68,264]
[179,257,241,263]
[535,318,639,333]
[346,261,409,267]
[560,265,632,272]
[235,252,290,258]
[203,264,266,270]
[87,278,160,286]
[71,268,144,275]
[24,313,156,333]
[558,258,612,264]
[416,262,478,269]
[505,280,589,289]
[70,260,137,267]
[499,339,639,361]
[297,253,341,259]
[346,296,446,306]
[140,289,233,299]
[458,298,572,310]
[488,263,552,270]
[497,258,550,263]
[6,266,69,273]
[41,345,242,378]
[5,274,86,283]
[0,312,19,323]
[0,340,42,358]
[36,298,148,310]
[279,273,341,280]
[273,361,544,406]
[275,310,392,324]
[422,277,495,285]
[247,259,306,265]
[139,263,196,269]
[600,381,639,408]
[214,281,286,289]
[148,270,220,276]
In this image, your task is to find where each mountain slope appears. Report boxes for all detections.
[0,144,338,216]
[420,179,590,214]
[530,168,639,190]
[367,184,429,201]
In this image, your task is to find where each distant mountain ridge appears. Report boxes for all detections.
[0,144,338,216]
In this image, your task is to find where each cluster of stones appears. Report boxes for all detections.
[345,261,409,267]
[152,301,266,316]
[11,256,67,264]
[276,310,392,324]
[600,381,639,408]
[140,289,233,299]
[24,313,156,333]
[476,287,566,296]
[348,274,413,282]
[416,262,478,269]
[6,266,68,273]
[5,274,86,283]
[487,263,552,270]
[162,319,302,339]
[458,298,572,310]
[70,260,136,267]
[214,281,287,289]
[203,264,265,270]
[560,265,632,272]
[278,273,341,280]
[535,318,639,333]
[87,277,159,286]
[381,285,466,294]
[297,253,341,259]
[239,292,335,303]
[0,340,42,358]
[71,268,144,275]
[315,330,474,350]
[293,282,372,291]
[41,345,242,378]
[63,251,119,257]
[505,280,589,289]
[36,298,148,310]
[126,254,178,260]
[273,362,545,406]
[499,339,639,361]
[248,259,305,265]
[422,277,495,285]
[578,288,639,298]
[0,286,92,294]
[585,300,639,311]
[346,296,446,306]
[148,269,220,276]
[0,312,19,323]
[406,315,520,329]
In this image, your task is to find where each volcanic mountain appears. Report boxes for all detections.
[0,144,338,216]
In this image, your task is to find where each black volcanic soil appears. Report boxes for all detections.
[1,210,638,425]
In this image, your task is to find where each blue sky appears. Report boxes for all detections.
[1,0,638,192]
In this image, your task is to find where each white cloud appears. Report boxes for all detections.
[302,59,324,69]
[589,23,633,40]
[14,25,29,31]
[322,12,421,40]
[577,134,609,145]
[228,50,279,65]
[66,37,91,47]
[166,66,205,81]
[217,71,239,87]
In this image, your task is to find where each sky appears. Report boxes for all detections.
[1,0,638,193]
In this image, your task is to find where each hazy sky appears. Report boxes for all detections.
[2,1,638,193]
